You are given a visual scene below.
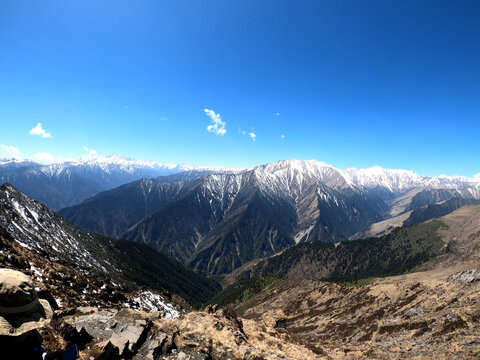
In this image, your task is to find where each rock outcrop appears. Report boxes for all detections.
[51,308,318,360]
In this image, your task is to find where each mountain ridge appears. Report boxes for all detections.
[61,159,479,275]
[0,155,242,210]
[0,183,221,306]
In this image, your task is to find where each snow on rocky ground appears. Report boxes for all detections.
[0,184,111,274]
[128,290,182,318]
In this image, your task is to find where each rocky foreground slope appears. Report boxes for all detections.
[235,269,479,359]
[51,307,319,360]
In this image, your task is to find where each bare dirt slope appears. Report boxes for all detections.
[431,204,480,265]
[350,210,412,239]
[234,205,480,359]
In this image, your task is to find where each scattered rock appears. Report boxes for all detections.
[77,306,99,315]
[109,322,148,356]
[449,269,480,283]
[205,304,218,314]
[132,328,167,359]
[96,341,120,360]
[403,306,424,318]
[262,309,287,329]
[59,322,94,350]
[68,309,158,357]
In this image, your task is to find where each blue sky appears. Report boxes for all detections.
[0,0,479,176]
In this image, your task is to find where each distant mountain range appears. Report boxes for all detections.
[0,155,230,210]
[58,159,480,275]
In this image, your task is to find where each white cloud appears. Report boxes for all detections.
[34,152,54,162]
[204,109,227,135]
[281,134,285,139]
[274,112,280,116]
[0,145,20,157]
[29,123,52,138]
[82,146,98,157]
[239,128,256,141]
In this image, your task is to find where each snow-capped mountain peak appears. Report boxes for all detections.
[255,159,479,194]
[254,159,350,198]
[343,166,423,192]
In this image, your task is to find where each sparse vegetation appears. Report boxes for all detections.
[216,219,449,306]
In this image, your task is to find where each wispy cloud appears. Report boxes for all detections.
[274,112,280,116]
[281,134,285,139]
[159,117,169,121]
[239,128,256,141]
[204,109,227,135]
[82,146,98,157]
[35,152,54,162]
[29,123,52,138]
[0,145,20,157]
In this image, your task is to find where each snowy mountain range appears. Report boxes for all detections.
[256,159,479,195]
[1,156,478,211]
[0,155,238,210]
[58,159,480,275]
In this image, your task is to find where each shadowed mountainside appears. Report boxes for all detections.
[0,183,220,307]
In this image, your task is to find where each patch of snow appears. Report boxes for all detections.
[131,290,181,318]
[30,265,42,278]
[28,208,40,224]
[55,298,63,308]
[12,199,30,222]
